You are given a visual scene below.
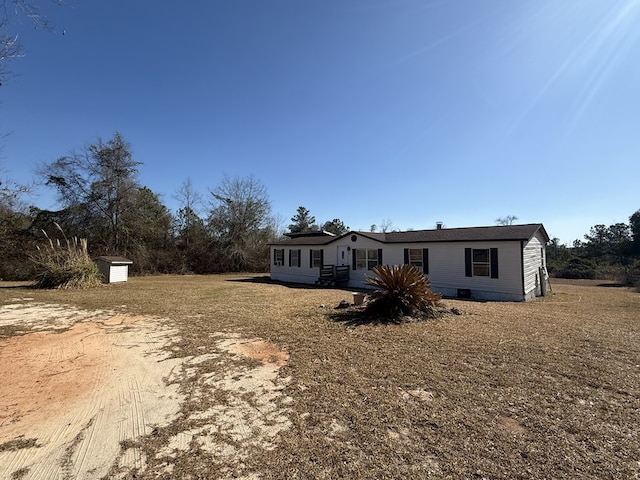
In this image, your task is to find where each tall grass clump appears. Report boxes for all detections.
[626,260,640,291]
[31,224,103,289]
[365,264,442,321]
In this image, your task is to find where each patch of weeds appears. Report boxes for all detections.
[119,438,142,450]
[61,417,94,474]
[239,390,258,405]
[0,325,27,339]
[0,437,40,451]
[11,467,29,480]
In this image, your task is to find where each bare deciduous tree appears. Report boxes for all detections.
[208,174,275,272]
[173,178,210,273]
[174,177,203,217]
[39,132,141,253]
[1,0,64,85]
[379,218,393,233]
[496,215,518,226]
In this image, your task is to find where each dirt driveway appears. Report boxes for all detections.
[0,299,291,480]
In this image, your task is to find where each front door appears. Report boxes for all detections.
[337,246,350,267]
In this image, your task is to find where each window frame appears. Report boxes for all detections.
[289,249,301,267]
[311,249,322,268]
[465,247,498,278]
[408,248,423,269]
[404,248,429,274]
[472,248,490,277]
[274,248,283,266]
[355,248,380,270]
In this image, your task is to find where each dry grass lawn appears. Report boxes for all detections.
[1,275,639,479]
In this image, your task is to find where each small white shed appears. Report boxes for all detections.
[94,256,133,283]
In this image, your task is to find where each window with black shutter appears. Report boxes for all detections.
[465,248,498,277]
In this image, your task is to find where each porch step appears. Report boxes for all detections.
[315,265,350,287]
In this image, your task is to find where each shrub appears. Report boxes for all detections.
[31,224,103,289]
[558,257,597,279]
[594,264,628,282]
[626,260,640,289]
[365,264,442,321]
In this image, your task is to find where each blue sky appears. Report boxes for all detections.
[1,0,639,244]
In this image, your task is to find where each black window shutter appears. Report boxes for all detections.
[288,249,292,267]
[490,248,499,278]
[297,249,301,267]
[465,248,472,277]
[320,249,324,266]
[352,249,357,270]
[309,250,313,268]
[423,248,429,274]
[404,248,409,264]
[378,248,383,265]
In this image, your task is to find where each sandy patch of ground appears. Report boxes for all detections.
[0,301,292,480]
[155,336,293,478]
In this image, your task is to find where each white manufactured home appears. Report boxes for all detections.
[269,223,549,302]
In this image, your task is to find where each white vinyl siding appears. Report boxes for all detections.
[362,241,523,300]
[522,232,547,298]
[428,242,523,301]
[271,246,327,284]
[338,236,385,287]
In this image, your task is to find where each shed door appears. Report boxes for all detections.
[337,246,350,266]
[109,265,129,283]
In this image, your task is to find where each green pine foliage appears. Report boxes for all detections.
[365,264,442,321]
[558,257,597,279]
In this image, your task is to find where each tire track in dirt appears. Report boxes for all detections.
[1,302,294,479]
[0,304,184,480]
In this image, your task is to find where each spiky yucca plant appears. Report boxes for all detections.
[31,223,103,289]
[365,264,442,320]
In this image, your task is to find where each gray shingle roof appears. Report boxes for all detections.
[381,224,548,243]
[270,224,548,246]
[269,235,338,246]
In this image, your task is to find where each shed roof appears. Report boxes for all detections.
[94,256,133,265]
[270,224,548,246]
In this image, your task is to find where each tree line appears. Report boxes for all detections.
[0,133,352,280]
[546,211,640,283]
[1,133,277,278]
